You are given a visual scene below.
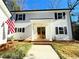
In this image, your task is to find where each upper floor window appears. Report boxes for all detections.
[58,13,62,19]
[16,14,25,21]
[55,12,65,19]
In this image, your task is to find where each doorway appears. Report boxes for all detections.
[37,27,46,39]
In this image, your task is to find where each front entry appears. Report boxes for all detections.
[37,27,46,39]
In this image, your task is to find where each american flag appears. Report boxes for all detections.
[6,16,15,33]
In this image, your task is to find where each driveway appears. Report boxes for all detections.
[24,45,60,59]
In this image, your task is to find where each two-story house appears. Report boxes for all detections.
[11,9,72,41]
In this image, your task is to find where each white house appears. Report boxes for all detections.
[11,9,72,41]
[0,0,11,44]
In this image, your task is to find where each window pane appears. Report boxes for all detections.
[59,27,63,30]
[37,27,41,34]
[18,14,22,20]
[59,30,64,34]
[64,27,67,34]
[42,27,45,35]
[59,27,64,34]
[58,13,62,19]
[18,28,20,32]
[55,27,58,34]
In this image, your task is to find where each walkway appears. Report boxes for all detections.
[24,45,60,59]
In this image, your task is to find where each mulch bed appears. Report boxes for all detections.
[0,41,15,51]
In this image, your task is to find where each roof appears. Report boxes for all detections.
[10,9,70,12]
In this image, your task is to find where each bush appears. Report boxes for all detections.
[1,48,25,59]
[0,43,31,59]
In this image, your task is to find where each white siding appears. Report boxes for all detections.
[0,0,11,44]
[14,23,32,40]
[12,10,72,41]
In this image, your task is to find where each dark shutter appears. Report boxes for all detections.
[23,14,25,20]
[63,12,65,19]
[64,27,67,34]
[22,28,25,32]
[19,28,21,32]
[15,28,17,32]
[55,13,57,19]
[16,14,18,21]
[56,27,58,34]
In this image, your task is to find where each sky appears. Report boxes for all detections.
[17,0,68,10]
[17,0,79,21]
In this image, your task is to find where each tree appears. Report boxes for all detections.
[12,0,20,11]
[3,0,20,11]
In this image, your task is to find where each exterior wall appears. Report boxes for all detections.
[49,11,72,40]
[0,0,11,44]
[12,10,72,41]
[51,20,70,40]
[14,23,32,40]
[67,12,72,40]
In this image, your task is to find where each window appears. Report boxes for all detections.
[58,13,62,19]
[37,27,41,34]
[16,14,25,21]
[22,28,25,32]
[59,27,64,34]
[55,27,67,35]
[18,28,20,32]
[15,28,25,33]
[18,14,23,20]
[55,12,65,19]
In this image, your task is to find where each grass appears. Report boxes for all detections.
[0,41,32,59]
[52,41,79,59]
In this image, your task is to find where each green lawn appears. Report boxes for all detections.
[0,41,32,59]
[52,41,79,59]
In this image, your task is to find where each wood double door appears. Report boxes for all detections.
[37,27,46,39]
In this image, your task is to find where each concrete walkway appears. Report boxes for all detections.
[24,45,60,59]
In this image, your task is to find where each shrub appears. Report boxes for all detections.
[0,43,31,59]
[1,48,25,59]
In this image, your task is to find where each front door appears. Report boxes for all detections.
[37,27,46,39]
